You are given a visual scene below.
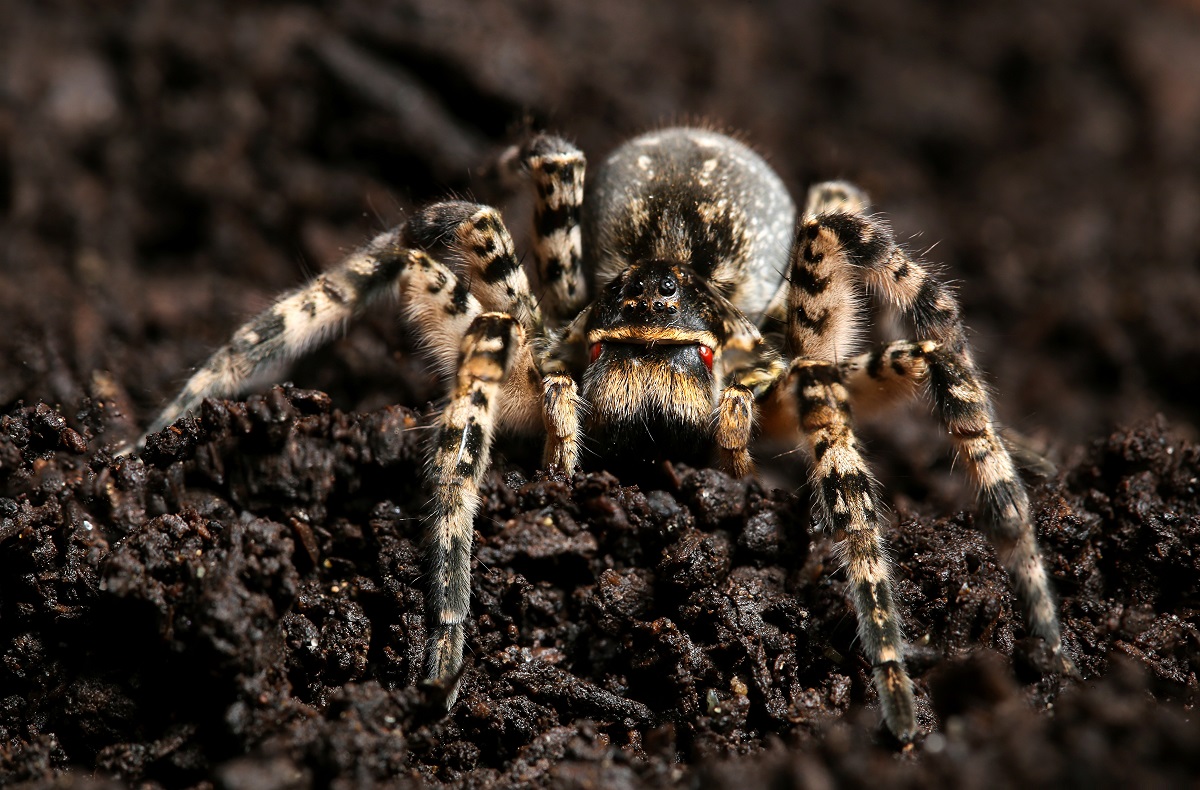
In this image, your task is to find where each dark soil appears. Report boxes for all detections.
[2,1,1199,787]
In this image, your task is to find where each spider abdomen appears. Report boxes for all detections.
[583,126,796,320]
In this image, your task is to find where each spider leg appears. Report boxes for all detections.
[406,201,542,333]
[425,312,526,705]
[772,215,919,740]
[407,203,580,699]
[785,207,865,363]
[139,230,444,441]
[839,339,937,419]
[409,201,591,457]
[794,359,916,741]
[498,134,587,324]
[808,211,1071,673]
[760,180,873,327]
[804,179,871,218]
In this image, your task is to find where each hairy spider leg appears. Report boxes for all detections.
[714,382,756,477]
[780,211,919,741]
[406,200,581,471]
[813,211,1072,675]
[541,371,581,473]
[803,179,872,219]
[794,359,917,740]
[406,201,582,700]
[425,312,524,705]
[498,134,588,325]
[406,202,542,332]
[837,339,937,418]
[140,233,423,441]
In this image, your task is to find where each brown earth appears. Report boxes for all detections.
[2,1,1199,787]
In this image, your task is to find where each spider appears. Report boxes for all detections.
[137,126,1071,741]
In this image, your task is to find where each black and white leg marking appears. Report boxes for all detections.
[803,180,871,219]
[142,228,415,440]
[541,371,581,473]
[785,215,865,362]
[501,134,587,324]
[813,211,1070,672]
[715,382,756,477]
[425,312,525,703]
[839,339,937,419]
[761,180,873,327]
[794,359,916,741]
[406,201,542,333]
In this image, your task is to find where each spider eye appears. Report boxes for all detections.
[589,342,603,363]
[698,344,714,370]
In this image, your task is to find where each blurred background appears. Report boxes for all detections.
[3,0,1199,452]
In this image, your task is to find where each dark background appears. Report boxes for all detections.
[5,0,1199,443]
[2,1,1199,787]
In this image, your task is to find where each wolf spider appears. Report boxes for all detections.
[138,126,1071,741]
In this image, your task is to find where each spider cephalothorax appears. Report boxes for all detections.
[136,126,1073,741]
[582,258,759,469]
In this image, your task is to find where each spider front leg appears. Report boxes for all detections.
[792,360,917,741]
[137,231,442,444]
[405,199,582,473]
[405,201,542,333]
[838,339,937,418]
[542,371,581,473]
[410,201,581,705]
[425,313,526,702]
[779,210,918,738]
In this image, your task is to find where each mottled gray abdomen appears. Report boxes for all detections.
[583,127,796,321]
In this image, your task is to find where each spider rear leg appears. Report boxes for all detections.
[926,345,1067,663]
[812,211,1072,673]
[794,359,917,741]
[426,312,525,704]
[498,134,587,323]
[804,180,871,218]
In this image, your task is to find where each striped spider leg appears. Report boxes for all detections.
[136,132,590,708]
[751,185,1070,740]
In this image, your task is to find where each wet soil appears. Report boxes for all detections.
[2,1,1199,787]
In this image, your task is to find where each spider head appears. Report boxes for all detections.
[580,260,760,468]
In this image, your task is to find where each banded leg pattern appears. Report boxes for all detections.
[541,371,581,473]
[803,180,871,219]
[503,134,587,323]
[838,339,937,418]
[761,179,872,327]
[926,346,1063,655]
[142,228,414,440]
[426,312,525,704]
[794,359,916,741]
[814,211,1069,670]
[406,201,542,332]
[786,216,866,362]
